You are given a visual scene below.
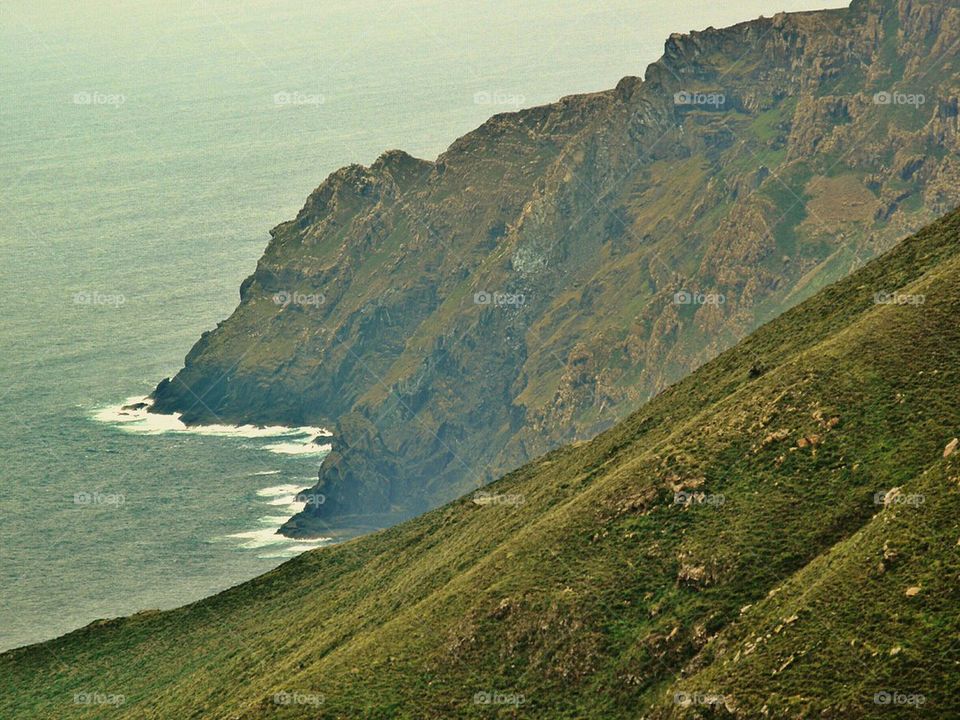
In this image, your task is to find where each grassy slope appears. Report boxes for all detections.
[650,460,960,719]
[3,208,959,719]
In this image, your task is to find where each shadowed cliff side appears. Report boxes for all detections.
[151,0,960,534]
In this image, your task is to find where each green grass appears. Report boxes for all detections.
[4,206,960,719]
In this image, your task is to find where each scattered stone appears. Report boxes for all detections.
[905,586,922,597]
[944,438,958,458]
[776,654,795,673]
[883,488,902,507]
[678,563,709,587]
[763,428,791,445]
[491,597,514,619]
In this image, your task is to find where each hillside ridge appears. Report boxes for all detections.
[5,205,960,719]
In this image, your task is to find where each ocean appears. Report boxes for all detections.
[0,0,846,651]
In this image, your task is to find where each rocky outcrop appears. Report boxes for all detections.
[151,0,960,536]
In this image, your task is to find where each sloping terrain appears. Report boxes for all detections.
[149,0,960,532]
[649,460,960,718]
[4,206,959,718]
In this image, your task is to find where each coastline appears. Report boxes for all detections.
[94,395,332,454]
[93,394,335,551]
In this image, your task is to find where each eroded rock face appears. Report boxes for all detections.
[151,0,960,535]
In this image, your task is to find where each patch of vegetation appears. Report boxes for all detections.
[4,206,959,720]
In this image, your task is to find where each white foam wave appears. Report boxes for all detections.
[94,396,332,455]
[263,440,334,455]
[256,484,308,497]
[226,509,330,556]
[256,544,325,558]
[226,525,326,548]
[225,482,330,556]
[96,396,332,557]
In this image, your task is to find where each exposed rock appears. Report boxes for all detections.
[882,488,903,507]
[677,563,709,588]
[763,429,791,446]
[149,0,960,533]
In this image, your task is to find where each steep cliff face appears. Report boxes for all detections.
[151,0,960,534]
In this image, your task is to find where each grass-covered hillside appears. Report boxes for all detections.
[4,206,959,718]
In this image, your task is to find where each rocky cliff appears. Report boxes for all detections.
[151,0,960,535]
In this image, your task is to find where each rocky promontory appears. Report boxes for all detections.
[151,0,960,536]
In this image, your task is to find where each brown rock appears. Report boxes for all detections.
[763,428,791,445]
[944,438,958,458]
